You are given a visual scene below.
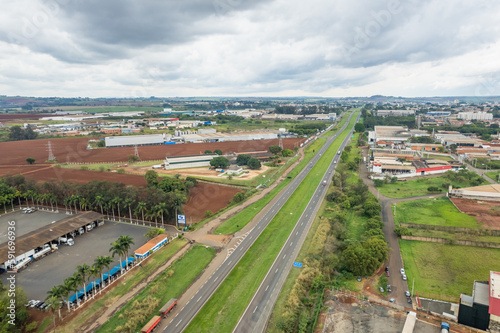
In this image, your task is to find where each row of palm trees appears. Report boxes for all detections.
[45,236,135,320]
[0,189,183,227]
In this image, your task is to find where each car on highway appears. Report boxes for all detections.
[405,291,410,297]
[402,274,407,281]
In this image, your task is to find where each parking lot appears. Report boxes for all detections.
[0,218,150,300]
[0,209,67,243]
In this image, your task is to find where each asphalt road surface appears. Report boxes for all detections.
[233,112,360,333]
[163,112,357,333]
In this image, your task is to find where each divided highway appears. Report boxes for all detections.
[233,111,360,333]
[164,111,358,333]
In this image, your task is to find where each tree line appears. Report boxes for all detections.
[0,172,195,226]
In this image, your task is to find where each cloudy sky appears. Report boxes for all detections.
[0,0,499,98]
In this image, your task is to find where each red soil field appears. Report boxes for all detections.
[0,137,305,165]
[450,198,500,230]
[0,113,46,121]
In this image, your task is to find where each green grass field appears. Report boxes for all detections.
[184,110,359,333]
[377,175,487,199]
[486,171,500,182]
[59,239,187,333]
[97,245,215,333]
[393,197,479,228]
[400,240,500,301]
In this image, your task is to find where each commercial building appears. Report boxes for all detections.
[449,184,500,201]
[105,134,166,147]
[134,234,169,259]
[458,281,491,330]
[376,109,415,117]
[181,130,281,143]
[457,112,493,121]
[163,154,218,170]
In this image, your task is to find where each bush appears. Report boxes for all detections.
[427,186,441,192]
[247,157,261,169]
[117,168,125,174]
[394,226,412,236]
[373,179,384,187]
[205,210,214,218]
[232,192,246,204]
[80,165,89,171]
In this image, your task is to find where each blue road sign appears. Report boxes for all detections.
[177,214,186,226]
[293,262,303,268]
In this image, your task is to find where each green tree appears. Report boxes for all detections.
[128,155,140,163]
[269,145,282,155]
[281,149,293,157]
[247,157,261,169]
[214,149,222,155]
[204,149,213,154]
[26,157,35,165]
[145,227,165,239]
[363,199,381,218]
[210,156,230,169]
[76,264,91,302]
[118,235,134,269]
[109,241,125,274]
[145,170,159,187]
[134,201,147,225]
[0,287,30,331]
[354,123,365,133]
[232,192,246,203]
[236,154,251,166]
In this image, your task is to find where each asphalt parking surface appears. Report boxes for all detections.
[1,219,151,300]
[0,209,67,242]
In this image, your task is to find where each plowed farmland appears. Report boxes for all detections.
[0,137,304,165]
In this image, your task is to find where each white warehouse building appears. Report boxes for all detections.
[105,134,168,147]
[457,112,493,121]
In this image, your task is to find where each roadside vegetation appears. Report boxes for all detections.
[375,169,487,199]
[400,240,500,302]
[268,129,388,332]
[57,239,187,333]
[97,245,215,333]
[184,111,365,333]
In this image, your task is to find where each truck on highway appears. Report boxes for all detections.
[140,315,161,333]
[159,298,177,317]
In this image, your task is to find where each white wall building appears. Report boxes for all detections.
[457,112,493,121]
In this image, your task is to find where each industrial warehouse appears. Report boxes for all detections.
[103,129,287,148]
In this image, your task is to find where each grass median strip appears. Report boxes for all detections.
[184,110,358,333]
[97,244,215,333]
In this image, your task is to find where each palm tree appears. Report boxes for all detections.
[63,197,71,214]
[94,195,105,215]
[26,190,35,208]
[112,197,122,221]
[79,197,89,211]
[76,264,91,302]
[7,194,15,212]
[123,198,133,222]
[88,267,99,298]
[49,194,57,212]
[172,192,186,222]
[135,201,147,225]
[93,257,106,293]
[109,241,125,274]
[46,285,64,321]
[0,195,7,214]
[71,195,80,214]
[46,295,60,332]
[62,279,73,313]
[14,190,22,209]
[69,273,82,307]
[154,203,168,227]
[118,235,134,270]
[102,256,113,284]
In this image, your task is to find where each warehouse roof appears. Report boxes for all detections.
[0,211,102,264]
[456,184,500,193]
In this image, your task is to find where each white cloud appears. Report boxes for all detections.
[0,0,498,97]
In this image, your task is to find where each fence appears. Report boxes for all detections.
[401,235,500,248]
[400,223,500,236]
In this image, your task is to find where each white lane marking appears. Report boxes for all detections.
[197,296,202,302]
[214,276,219,282]
[290,242,293,247]
[253,306,258,314]
[283,254,286,259]
[296,231,299,235]
[175,319,182,327]
[275,268,278,273]
[265,285,269,291]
